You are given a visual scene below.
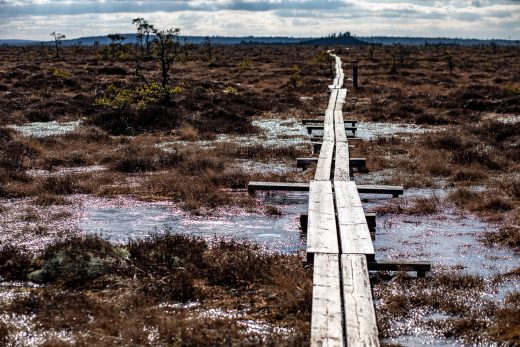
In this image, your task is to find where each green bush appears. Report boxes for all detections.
[95,83,185,110]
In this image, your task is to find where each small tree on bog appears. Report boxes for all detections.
[50,31,65,59]
[132,17,145,55]
[107,34,126,58]
[152,26,181,98]
[204,36,212,61]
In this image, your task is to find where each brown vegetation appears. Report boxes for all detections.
[0,44,323,212]
[1,41,519,345]
[0,233,312,345]
[343,45,519,251]
[373,271,520,346]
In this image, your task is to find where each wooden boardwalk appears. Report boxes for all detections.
[306,52,380,346]
[248,51,431,346]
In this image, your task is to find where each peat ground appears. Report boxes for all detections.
[0,43,519,346]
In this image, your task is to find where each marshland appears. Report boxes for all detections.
[0,39,519,346]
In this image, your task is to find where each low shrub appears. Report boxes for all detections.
[98,66,128,75]
[0,244,32,281]
[109,144,181,173]
[452,166,487,182]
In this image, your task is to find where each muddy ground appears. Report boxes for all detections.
[0,43,519,346]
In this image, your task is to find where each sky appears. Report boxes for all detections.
[0,0,519,40]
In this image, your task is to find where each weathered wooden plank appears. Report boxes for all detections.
[336,88,347,104]
[334,111,348,143]
[306,125,357,134]
[248,182,402,196]
[307,180,338,255]
[338,75,344,87]
[334,142,351,181]
[247,181,310,194]
[310,134,361,142]
[314,141,334,181]
[342,254,380,347]
[327,90,339,111]
[302,119,358,125]
[300,212,376,234]
[334,181,375,257]
[357,185,404,197]
[322,122,335,142]
[322,108,335,142]
[311,253,344,347]
[367,260,431,277]
[324,110,334,124]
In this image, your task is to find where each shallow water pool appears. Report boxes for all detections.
[79,192,308,253]
[361,189,518,277]
[9,120,81,137]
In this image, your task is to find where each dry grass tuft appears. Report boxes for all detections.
[487,292,520,344]
[177,123,199,141]
[482,226,520,252]
[374,195,440,215]
[406,196,440,215]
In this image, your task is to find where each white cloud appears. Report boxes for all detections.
[0,0,519,39]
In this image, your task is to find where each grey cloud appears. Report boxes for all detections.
[0,0,354,17]
[0,0,519,40]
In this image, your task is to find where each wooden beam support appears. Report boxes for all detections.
[311,135,362,142]
[365,212,376,234]
[307,125,357,134]
[311,142,354,154]
[247,181,310,194]
[296,157,366,171]
[248,182,403,197]
[357,185,404,197]
[367,260,431,277]
[302,118,358,125]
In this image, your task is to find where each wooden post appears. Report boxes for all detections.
[352,60,358,89]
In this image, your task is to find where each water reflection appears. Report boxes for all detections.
[9,120,81,137]
[79,192,309,253]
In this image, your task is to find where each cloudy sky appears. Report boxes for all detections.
[0,0,519,40]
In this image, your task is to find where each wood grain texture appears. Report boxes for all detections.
[336,88,347,104]
[314,141,334,181]
[307,180,338,254]
[334,181,375,256]
[327,90,339,111]
[247,181,310,193]
[311,253,344,347]
[342,254,380,347]
[334,142,351,181]
[334,111,347,143]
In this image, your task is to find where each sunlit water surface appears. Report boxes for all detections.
[9,120,81,137]
[78,192,308,253]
